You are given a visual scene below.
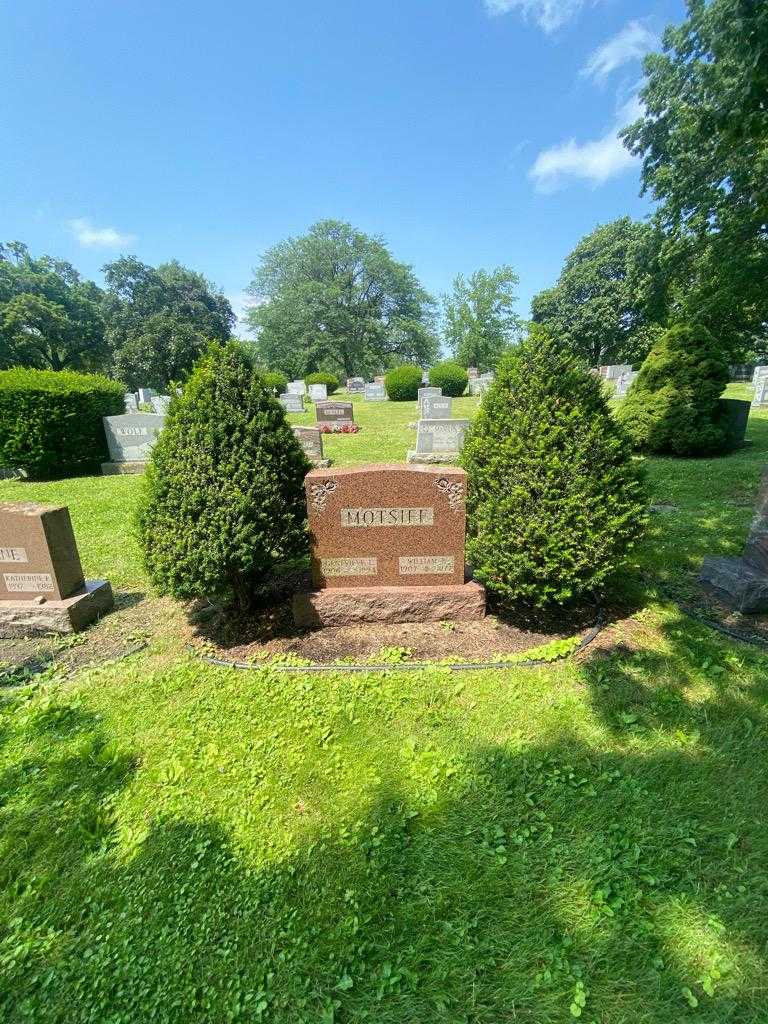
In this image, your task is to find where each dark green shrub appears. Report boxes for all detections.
[461,331,646,610]
[429,361,469,397]
[305,371,340,395]
[0,368,124,480]
[617,324,732,455]
[137,343,310,608]
[384,364,423,401]
[261,371,288,394]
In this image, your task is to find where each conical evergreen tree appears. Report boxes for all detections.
[617,324,731,455]
[137,342,310,608]
[461,330,646,609]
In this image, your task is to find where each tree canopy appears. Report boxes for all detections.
[246,220,438,378]
[531,218,663,367]
[621,0,768,357]
[442,266,522,371]
[104,257,233,389]
[0,241,108,372]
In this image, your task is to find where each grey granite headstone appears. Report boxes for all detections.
[103,414,165,463]
[415,418,469,453]
[137,388,155,405]
[308,383,328,402]
[364,383,386,400]
[124,392,138,413]
[752,379,768,408]
[753,365,768,385]
[614,371,638,398]
[604,364,632,381]
[417,387,441,414]
[292,426,330,467]
[287,380,307,396]
[150,395,171,415]
[422,394,452,419]
[279,393,305,413]
[346,377,365,393]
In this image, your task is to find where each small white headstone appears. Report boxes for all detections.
[415,419,469,454]
[279,393,304,413]
[287,380,307,396]
[364,383,386,400]
[308,383,328,402]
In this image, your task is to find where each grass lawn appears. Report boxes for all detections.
[1,386,767,1022]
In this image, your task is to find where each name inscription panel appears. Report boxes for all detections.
[399,555,455,575]
[0,547,28,563]
[4,572,55,593]
[341,507,434,527]
[321,557,377,577]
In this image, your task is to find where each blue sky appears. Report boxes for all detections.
[1,0,684,328]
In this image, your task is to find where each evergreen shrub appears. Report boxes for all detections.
[429,361,469,397]
[305,372,340,394]
[617,324,732,455]
[261,371,288,394]
[0,368,123,480]
[384,364,423,401]
[138,343,310,608]
[461,330,646,609]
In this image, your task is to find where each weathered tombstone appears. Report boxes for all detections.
[604,364,632,381]
[408,419,469,464]
[316,400,354,425]
[752,365,768,385]
[364,382,386,401]
[137,387,155,405]
[729,364,754,382]
[752,378,768,408]
[308,383,328,402]
[373,375,386,385]
[150,395,171,416]
[0,502,113,634]
[467,367,479,379]
[292,464,486,627]
[287,380,307,396]
[469,377,491,396]
[292,426,331,468]
[279,393,305,413]
[614,371,638,398]
[346,377,365,393]
[700,468,768,612]
[124,392,138,414]
[422,394,452,420]
[102,414,165,475]
[417,386,441,414]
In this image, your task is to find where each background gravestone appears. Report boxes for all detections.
[124,392,138,413]
[422,394,452,419]
[292,464,485,627]
[409,419,469,463]
[364,383,386,400]
[279,393,304,413]
[150,395,171,415]
[0,502,113,633]
[346,377,365,393]
[308,383,328,402]
[137,387,155,404]
[102,413,165,474]
[292,426,331,467]
[287,380,307,396]
[316,401,354,424]
[752,379,768,408]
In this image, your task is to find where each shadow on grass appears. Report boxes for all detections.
[1,611,767,1021]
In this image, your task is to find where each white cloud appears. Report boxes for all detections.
[226,291,259,328]
[581,20,656,82]
[484,0,597,34]
[529,95,643,191]
[67,217,135,248]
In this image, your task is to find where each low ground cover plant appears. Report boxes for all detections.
[137,342,310,609]
[428,360,469,397]
[617,323,732,456]
[0,367,123,479]
[462,329,647,609]
[384,364,423,401]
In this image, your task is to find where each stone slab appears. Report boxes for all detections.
[0,503,84,600]
[406,450,462,464]
[415,418,469,454]
[292,426,331,467]
[279,394,304,413]
[101,461,148,475]
[305,463,467,588]
[699,556,768,614]
[308,383,327,401]
[103,413,165,462]
[292,580,486,629]
[316,401,354,424]
[422,395,452,419]
[0,580,114,636]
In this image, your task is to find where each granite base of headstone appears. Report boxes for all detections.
[407,418,469,464]
[292,426,332,468]
[101,413,165,475]
[292,464,486,628]
[700,469,768,613]
[0,503,113,635]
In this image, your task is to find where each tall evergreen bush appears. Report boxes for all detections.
[137,343,310,608]
[616,324,732,455]
[461,331,646,609]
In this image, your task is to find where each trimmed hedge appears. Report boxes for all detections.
[616,323,732,456]
[461,330,646,610]
[261,371,288,395]
[384,364,423,401]
[305,372,340,395]
[0,368,124,480]
[429,361,469,397]
[137,343,310,609]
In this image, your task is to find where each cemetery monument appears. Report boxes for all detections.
[102,413,166,474]
[293,464,486,627]
[292,426,331,468]
[316,400,354,425]
[279,393,304,413]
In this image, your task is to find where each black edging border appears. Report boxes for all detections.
[193,610,606,674]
